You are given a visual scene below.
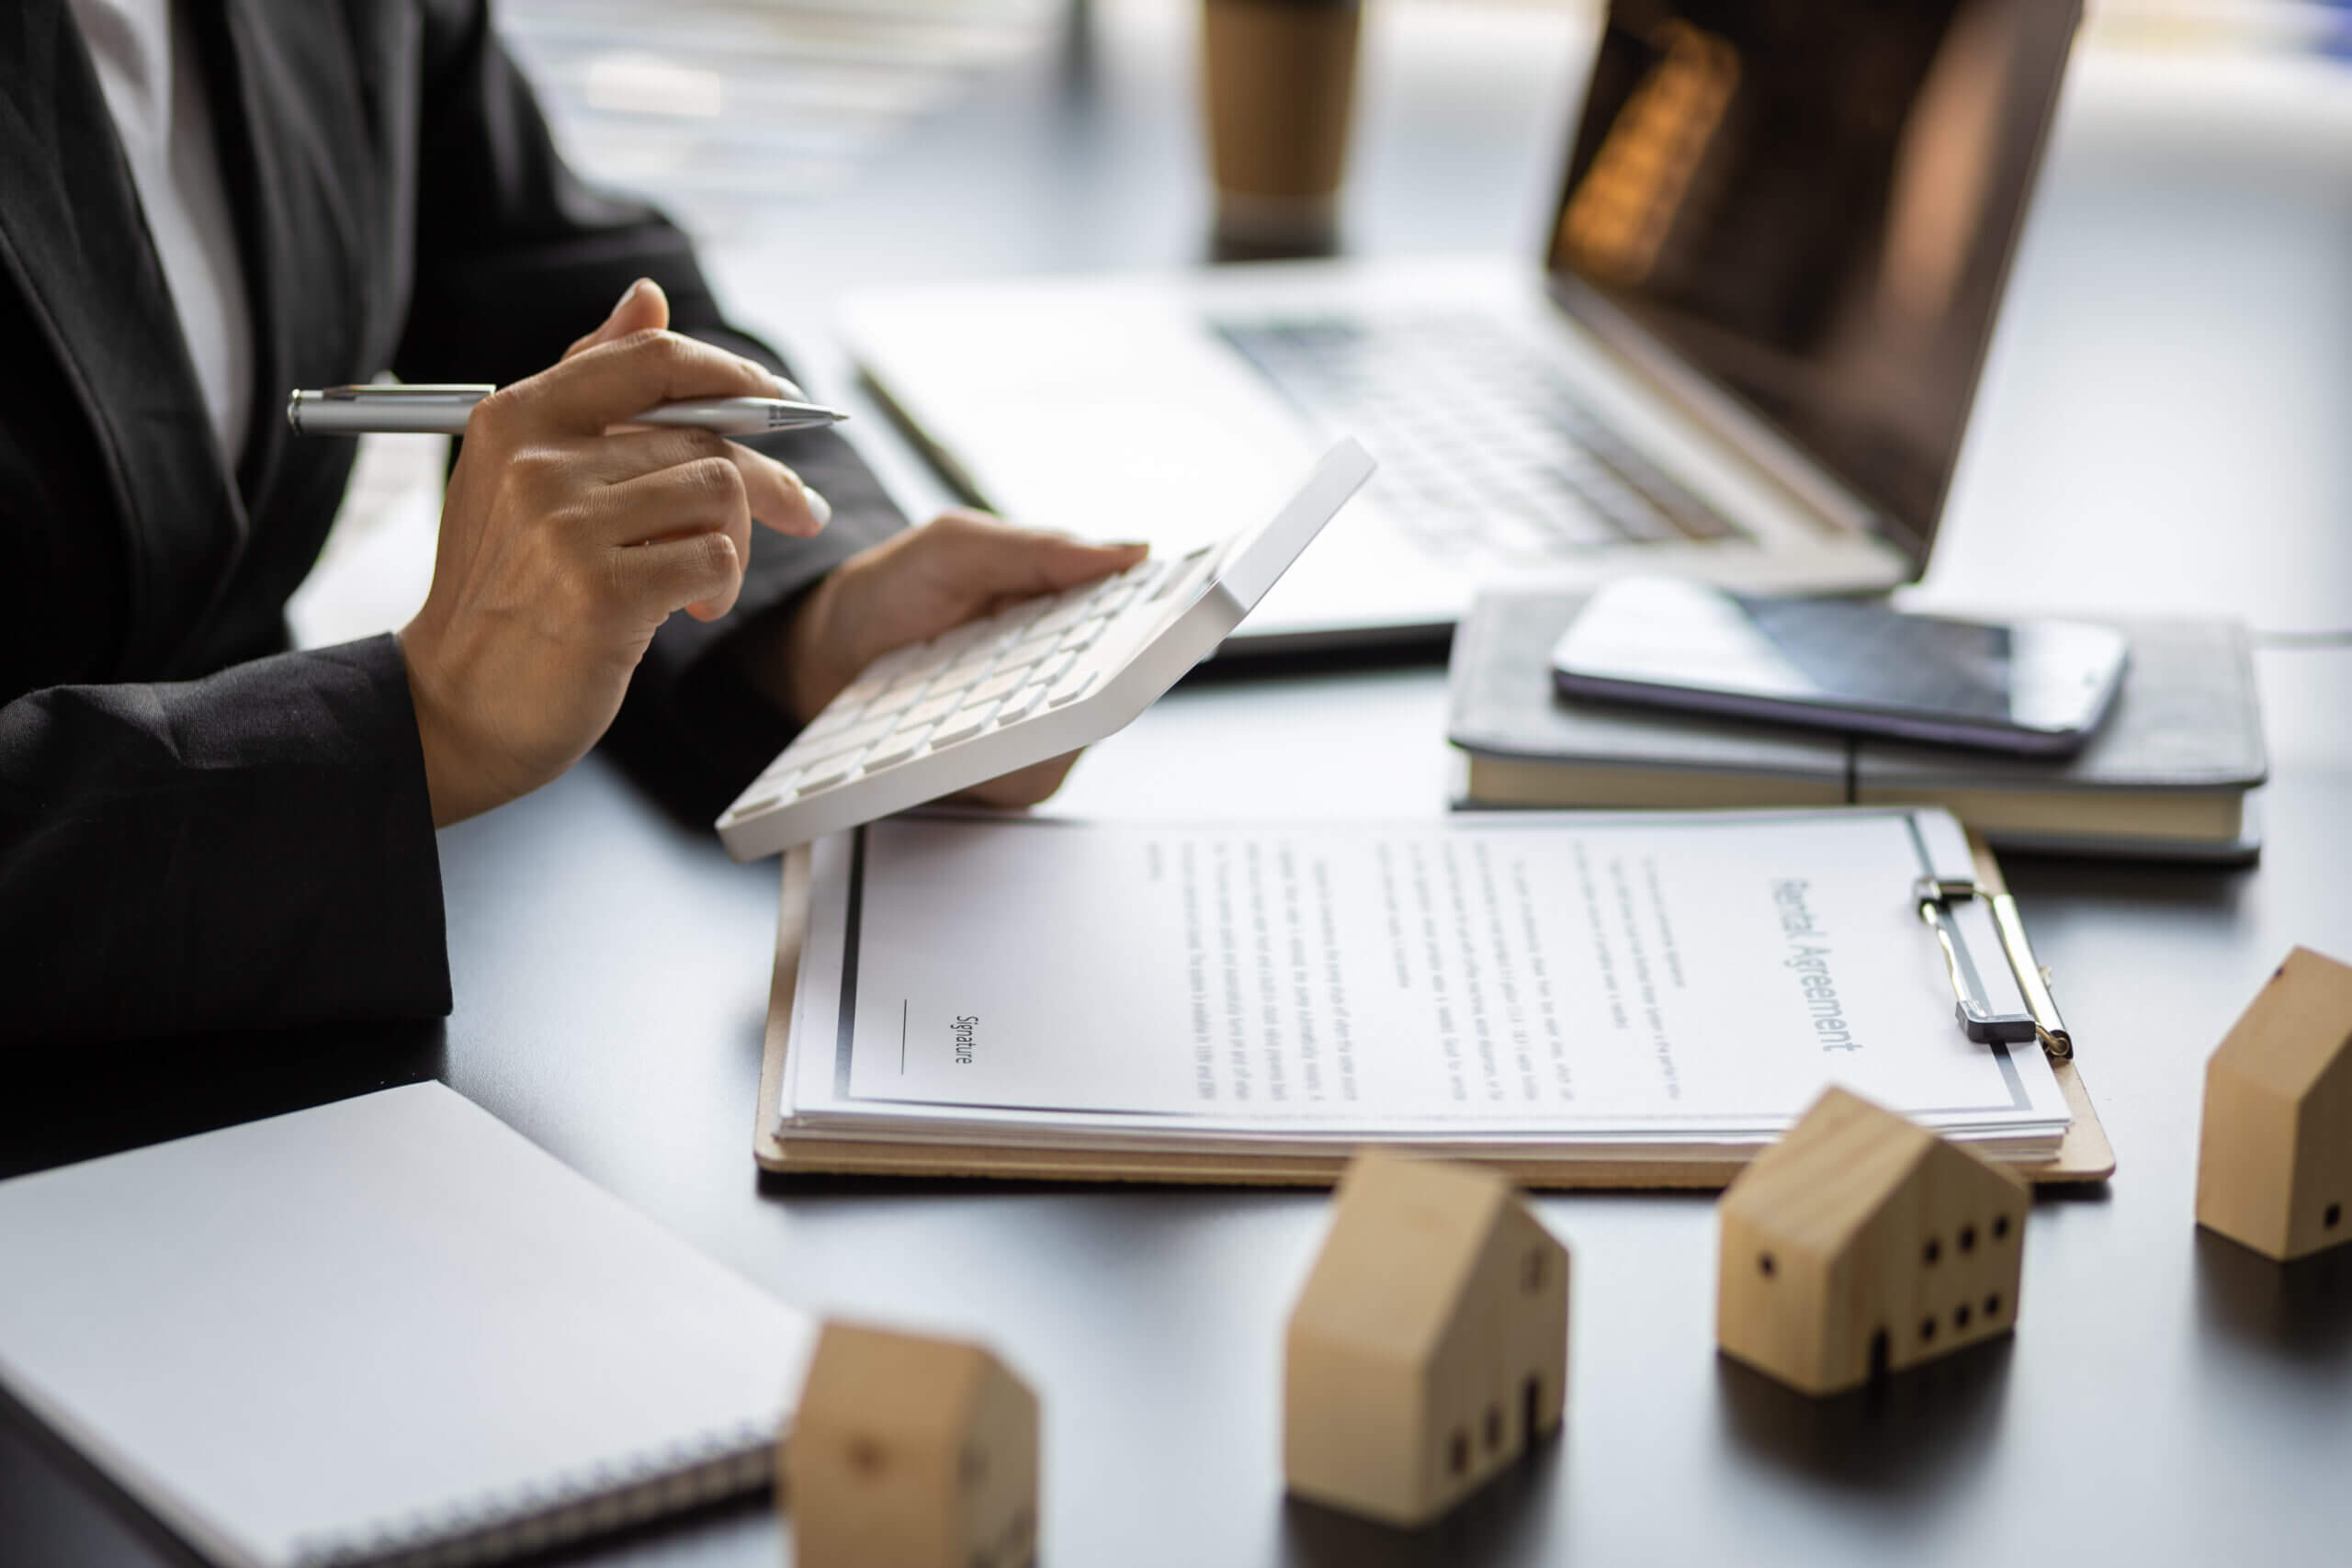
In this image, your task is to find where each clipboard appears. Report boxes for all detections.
[752,835,2115,1188]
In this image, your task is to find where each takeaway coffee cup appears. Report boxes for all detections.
[1200,0,1363,252]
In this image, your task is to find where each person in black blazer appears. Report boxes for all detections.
[0,0,1142,1042]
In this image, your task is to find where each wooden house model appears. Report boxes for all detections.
[2196,946,2352,1261]
[783,1321,1038,1568]
[1717,1089,2028,1396]
[1283,1151,1568,1528]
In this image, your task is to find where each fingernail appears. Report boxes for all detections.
[775,375,808,400]
[616,278,647,311]
[1107,539,1150,550]
[805,487,832,527]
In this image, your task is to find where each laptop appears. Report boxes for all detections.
[842,0,2082,652]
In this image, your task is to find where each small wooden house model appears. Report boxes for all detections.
[1717,1089,2028,1396]
[2196,946,2352,1261]
[783,1321,1038,1568]
[1283,1151,1568,1528]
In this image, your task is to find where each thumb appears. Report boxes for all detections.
[563,277,671,361]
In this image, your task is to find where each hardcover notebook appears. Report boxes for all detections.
[1448,591,2267,862]
[752,808,2115,1188]
[0,1084,814,1568]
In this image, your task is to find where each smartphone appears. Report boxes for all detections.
[1548,579,2129,756]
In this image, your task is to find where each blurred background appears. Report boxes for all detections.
[293,0,2352,653]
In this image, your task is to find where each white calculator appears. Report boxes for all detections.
[716,439,1375,861]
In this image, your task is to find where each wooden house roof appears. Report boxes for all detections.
[2208,947,2352,1103]
[1721,1089,2004,1256]
[1290,1152,1522,1362]
[797,1323,995,1442]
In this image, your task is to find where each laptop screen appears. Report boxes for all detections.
[1546,0,2080,562]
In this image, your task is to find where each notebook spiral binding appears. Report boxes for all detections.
[290,1418,778,1568]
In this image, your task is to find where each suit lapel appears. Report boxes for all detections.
[0,0,242,675]
[209,0,374,525]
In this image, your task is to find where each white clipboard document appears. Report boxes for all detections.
[770,808,2075,1168]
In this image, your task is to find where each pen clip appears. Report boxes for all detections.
[1911,875,2073,1060]
[317,383,496,400]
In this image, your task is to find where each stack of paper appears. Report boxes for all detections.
[773,808,2074,1167]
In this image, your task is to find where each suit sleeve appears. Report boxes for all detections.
[392,0,907,818]
[0,636,449,1042]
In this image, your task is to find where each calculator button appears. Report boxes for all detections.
[999,633,1061,670]
[1060,616,1112,652]
[758,750,808,782]
[925,661,989,696]
[1046,669,1098,708]
[863,682,926,719]
[1148,561,1199,603]
[730,785,786,818]
[995,683,1048,724]
[924,622,995,660]
[929,705,997,746]
[796,703,865,745]
[799,714,897,760]
[831,674,889,708]
[858,644,929,684]
[1034,651,1078,689]
[1027,598,1095,637]
[903,691,967,729]
[796,751,864,791]
[861,728,931,770]
[967,665,1035,705]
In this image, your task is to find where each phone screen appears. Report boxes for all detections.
[1549,580,2129,752]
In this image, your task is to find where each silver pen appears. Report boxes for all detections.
[286,383,851,437]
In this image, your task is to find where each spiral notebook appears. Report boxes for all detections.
[0,1084,814,1568]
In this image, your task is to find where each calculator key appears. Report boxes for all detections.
[831,674,889,709]
[929,704,998,746]
[863,682,927,720]
[926,660,989,695]
[924,621,996,660]
[800,713,898,760]
[730,784,787,818]
[861,728,932,770]
[796,702,865,744]
[1147,560,1200,602]
[967,665,1035,705]
[904,691,967,729]
[858,643,930,684]
[999,633,1061,671]
[795,750,865,791]
[1046,669,1098,708]
[995,683,1048,724]
[1060,615,1112,653]
[1034,650,1078,690]
[1027,597,1096,637]
[758,750,808,783]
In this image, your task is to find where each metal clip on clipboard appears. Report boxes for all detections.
[1911,876,2073,1061]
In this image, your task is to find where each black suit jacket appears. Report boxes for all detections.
[0,0,900,1041]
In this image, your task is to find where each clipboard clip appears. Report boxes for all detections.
[1911,876,2074,1061]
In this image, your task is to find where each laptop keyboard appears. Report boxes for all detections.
[1216,312,1743,559]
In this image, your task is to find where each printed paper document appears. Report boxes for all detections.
[778,809,2071,1161]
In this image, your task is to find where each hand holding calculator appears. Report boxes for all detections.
[717,441,1374,860]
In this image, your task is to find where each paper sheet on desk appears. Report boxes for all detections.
[779,810,2071,1158]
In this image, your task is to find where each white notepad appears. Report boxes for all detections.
[0,1084,814,1568]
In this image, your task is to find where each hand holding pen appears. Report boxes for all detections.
[389,278,834,829]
